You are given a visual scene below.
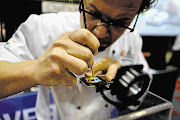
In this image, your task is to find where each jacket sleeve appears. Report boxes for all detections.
[0,12,80,63]
[0,13,65,62]
[0,15,46,62]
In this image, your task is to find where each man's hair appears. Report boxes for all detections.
[76,0,157,13]
[139,0,157,13]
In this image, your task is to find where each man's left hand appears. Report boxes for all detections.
[85,57,121,82]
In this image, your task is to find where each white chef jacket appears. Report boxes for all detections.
[0,12,151,120]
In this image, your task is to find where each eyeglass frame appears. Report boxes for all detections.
[78,0,140,32]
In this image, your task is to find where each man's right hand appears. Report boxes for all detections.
[30,29,100,86]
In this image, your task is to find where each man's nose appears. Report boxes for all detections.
[92,22,109,39]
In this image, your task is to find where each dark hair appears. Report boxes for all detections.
[139,0,157,13]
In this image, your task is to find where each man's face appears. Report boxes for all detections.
[80,0,142,51]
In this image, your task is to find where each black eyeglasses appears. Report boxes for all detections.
[78,0,140,32]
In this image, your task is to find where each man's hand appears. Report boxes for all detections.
[85,57,121,82]
[30,29,100,86]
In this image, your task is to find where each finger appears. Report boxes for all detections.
[69,29,100,54]
[94,71,103,76]
[92,58,109,76]
[94,71,106,81]
[59,52,88,75]
[49,46,89,75]
[64,39,94,68]
[49,78,61,86]
[59,69,77,86]
[84,68,93,76]
[84,68,103,77]
[106,63,121,82]
[47,64,77,86]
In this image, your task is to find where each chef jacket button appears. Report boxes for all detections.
[77,106,81,110]
[105,104,108,108]
[112,50,116,54]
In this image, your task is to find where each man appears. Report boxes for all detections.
[0,0,156,119]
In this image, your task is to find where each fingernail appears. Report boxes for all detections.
[107,75,113,82]
[85,71,93,76]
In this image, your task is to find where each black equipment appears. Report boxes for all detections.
[80,65,151,111]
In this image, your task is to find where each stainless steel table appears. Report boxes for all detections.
[110,91,173,120]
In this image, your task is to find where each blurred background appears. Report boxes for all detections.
[0,0,180,120]
[1,0,180,70]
